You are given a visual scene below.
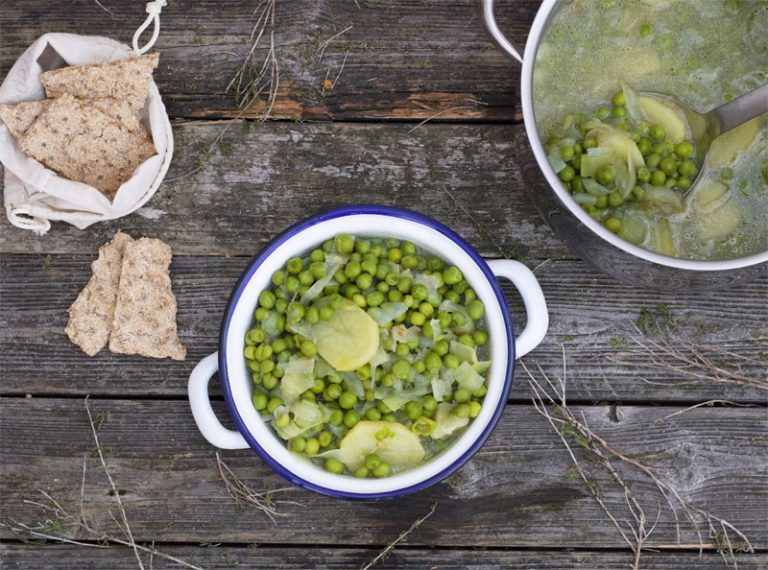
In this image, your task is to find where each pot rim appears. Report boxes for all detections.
[519,0,768,272]
[217,205,516,499]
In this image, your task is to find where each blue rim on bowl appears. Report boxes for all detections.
[217,205,516,499]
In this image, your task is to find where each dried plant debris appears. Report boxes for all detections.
[19,95,155,198]
[66,231,134,356]
[40,53,159,114]
[109,238,186,361]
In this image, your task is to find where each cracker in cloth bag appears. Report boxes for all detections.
[0,25,173,234]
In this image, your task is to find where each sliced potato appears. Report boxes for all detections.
[699,198,742,242]
[708,116,763,168]
[693,181,729,211]
[313,301,380,372]
[638,95,687,143]
[336,421,425,472]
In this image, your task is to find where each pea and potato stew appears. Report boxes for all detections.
[244,234,491,478]
[534,0,768,260]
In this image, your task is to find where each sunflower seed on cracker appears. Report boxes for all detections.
[65,231,134,356]
[40,53,159,114]
[19,94,156,199]
[109,238,186,361]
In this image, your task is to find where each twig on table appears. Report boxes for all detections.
[331,50,349,90]
[657,400,757,422]
[85,397,144,570]
[92,0,113,14]
[1,398,207,570]
[317,25,353,61]
[227,0,279,120]
[360,502,438,570]
[215,452,297,521]
[407,99,487,133]
[522,350,755,570]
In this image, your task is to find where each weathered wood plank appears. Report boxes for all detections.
[0,121,564,258]
[2,255,765,402]
[1,398,766,549]
[1,544,766,570]
[1,0,536,121]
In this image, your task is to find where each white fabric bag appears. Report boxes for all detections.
[0,33,173,234]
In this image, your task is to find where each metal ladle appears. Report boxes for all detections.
[647,83,768,186]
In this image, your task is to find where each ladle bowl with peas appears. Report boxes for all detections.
[188,206,549,499]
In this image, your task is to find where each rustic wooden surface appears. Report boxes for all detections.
[1,1,767,569]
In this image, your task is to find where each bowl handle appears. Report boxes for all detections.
[481,0,524,64]
[188,352,250,449]
[487,260,549,359]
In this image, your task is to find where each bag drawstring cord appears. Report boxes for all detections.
[132,0,167,55]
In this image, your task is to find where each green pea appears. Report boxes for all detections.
[675,141,694,158]
[571,176,584,193]
[611,106,626,118]
[605,217,622,233]
[434,340,449,356]
[676,176,691,190]
[636,166,651,183]
[263,374,278,390]
[559,165,576,182]
[260,360,275,374]
[612,91,626,107]
[444,354,460,369]
[324,458,345,474]
[392,359,411,379]
[305,438,320,456]
[258,290,276,309]
[354,466,369,478]
[409,311,426,326]
[637,137,653,156]
[405,401,423,420]
[318,431,333,447]
[639,22,652,38]
[382,413,397,422]
[469,401,482,418]
[424,351,442,370]
[252,391,268,411]
[366,290,385,307]
[473,385,488,398]
[365,408,382,421]
[596,166,615,186]
[650,170,667,186]
[451,312,467,328]
[452,404,470,419]
[372,462,391,478]
[442,266,463,285]
[596,106,611,119]
[289,437,307,453]
[632,186,646,201]
[339,391,358,410]
[649,124,666,141]
[343,410,360,428]
[454,388,471,403]
[659,156,678,176]
[680,159,698,177]
[324,384,342,401]
[458,334,474,347]
[422,395,438,413]
[275,413,291,428]
[583,137,597,149]
[473,330,489,346]
[607,191,625,207]
[467,299,485,320]
[335,234,355,254]
[320,306,335,321]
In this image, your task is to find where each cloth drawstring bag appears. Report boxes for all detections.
[0,1,172,234]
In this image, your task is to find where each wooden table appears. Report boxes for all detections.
[1,2,766,568]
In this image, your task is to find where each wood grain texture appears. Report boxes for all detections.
[1,544,766,570]
[2,254,765,402]
[1,0,536,121]
[1,398,766,549]
[0,121,564,257]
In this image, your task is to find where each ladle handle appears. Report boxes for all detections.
[481,0,524,64]
[713,83,768,134]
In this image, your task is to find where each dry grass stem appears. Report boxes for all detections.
[610,324,767,391]
[441,186,513,260]
[522,348,755,569]
[0,399,206,570]
[227,0,279,120]
[92,0,113,14]
[658,400,757,422]
[360,502,438,570]
[317,25,353,61]
[407,99,487,133]
[215,452,297,521]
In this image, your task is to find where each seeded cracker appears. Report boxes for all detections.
[65,231,134,356]
[19,94,156,199]
[109,238,186,361]
[40,53,159,114]
[0,98,143,138]
[0,101,46,139]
